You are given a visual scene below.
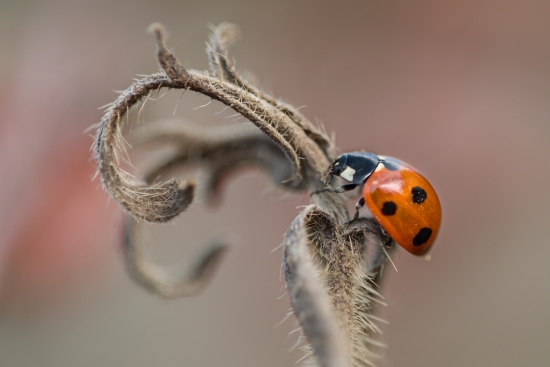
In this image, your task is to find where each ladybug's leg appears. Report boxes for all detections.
[353,197,365,220]
[310,183,358,196]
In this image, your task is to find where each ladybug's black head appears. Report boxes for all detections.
[324,155,348,186]
[324,152,380,186]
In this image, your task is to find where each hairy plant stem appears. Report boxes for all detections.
[94,23,392,367]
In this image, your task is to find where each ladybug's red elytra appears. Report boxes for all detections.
[318,152,441,256]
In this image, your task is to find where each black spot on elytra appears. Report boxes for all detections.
[413,227,432,246]
[411,186,427,204]
[381,201,397,216]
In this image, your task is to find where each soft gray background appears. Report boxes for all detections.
[0,1,549,366]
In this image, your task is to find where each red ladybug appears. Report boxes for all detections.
[319,152,441,256]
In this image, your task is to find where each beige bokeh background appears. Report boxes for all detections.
[0,1,549,366]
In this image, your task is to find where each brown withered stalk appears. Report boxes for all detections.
[94,23,394,367]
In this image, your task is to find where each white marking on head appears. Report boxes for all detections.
[340,166,356,181]
[374,162,386,172]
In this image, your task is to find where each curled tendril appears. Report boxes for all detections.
[131,121,306,201]
[124,216,229,299]
[95,23,393,367]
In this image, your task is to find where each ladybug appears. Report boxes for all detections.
[319,152,441,256]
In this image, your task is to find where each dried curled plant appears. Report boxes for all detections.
[94,23,395,367]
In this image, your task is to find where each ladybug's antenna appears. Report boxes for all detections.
[309,171,332,197]
[322,171,333,187]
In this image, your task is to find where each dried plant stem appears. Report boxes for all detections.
[284,205,392,367]
[207,23,335,158]
[124,217,228,298]
[96,23,350,223]
[94,23,393,367]
[284,205,351,367]
[132,122,306,198]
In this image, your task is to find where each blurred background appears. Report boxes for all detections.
[1,1,549,366]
